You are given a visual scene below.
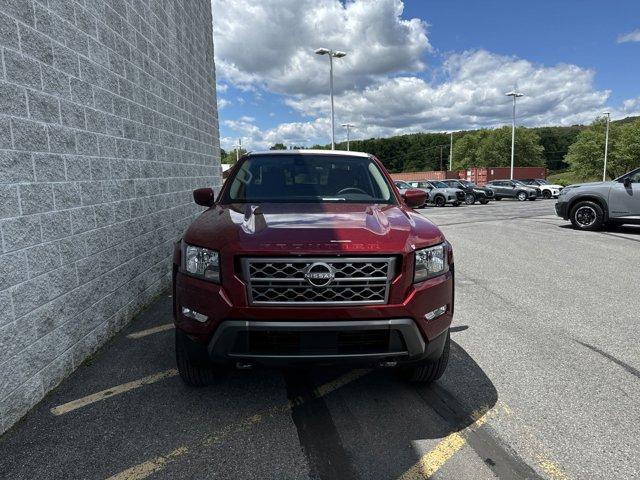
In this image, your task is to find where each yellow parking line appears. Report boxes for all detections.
[538,457,569,480]
[105,369,370,480]
[50,369,178,416]
[106,447,188,480]
[397,407,491,480]
[127,323,174,339]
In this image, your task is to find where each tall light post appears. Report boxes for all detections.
[315,48,347,150]
[449,132,454,171]
[505,91,524,179]
[603,111,610,181]
[234,138,242,162]
[341,123,355,150]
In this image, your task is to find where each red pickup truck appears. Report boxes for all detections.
[172,150,454,385]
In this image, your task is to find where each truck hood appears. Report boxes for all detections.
[184,203,445,255]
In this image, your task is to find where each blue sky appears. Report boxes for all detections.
[212,0,640,150]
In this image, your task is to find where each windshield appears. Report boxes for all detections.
[222,154,395,204]
[512,180,526,186]
[536,179,549,185]
[396,181,412,189]
[460,180,477,187]
[430,181,448,188]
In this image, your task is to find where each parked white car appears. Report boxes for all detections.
[520,179,563,199]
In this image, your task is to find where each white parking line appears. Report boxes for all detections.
[126,323,174,339]
[50,369,178,416]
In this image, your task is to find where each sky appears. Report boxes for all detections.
[211,0,640,151]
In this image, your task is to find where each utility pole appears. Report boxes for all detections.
[603,112,610,181]
[439,145,444,171]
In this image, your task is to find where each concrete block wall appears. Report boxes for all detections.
[0,0,220,433]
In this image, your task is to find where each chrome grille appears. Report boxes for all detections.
[241,257,396,306]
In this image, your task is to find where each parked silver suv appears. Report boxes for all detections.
[408,180,465,207]
[555,168,640,230]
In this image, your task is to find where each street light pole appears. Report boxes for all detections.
[505,91,524,180]
[603,111,610,182]
[449,132,453,171]
[315,48,347,150]
[235,138,242,162]
[341,123,355,150]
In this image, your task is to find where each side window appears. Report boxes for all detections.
[630,171,640,183]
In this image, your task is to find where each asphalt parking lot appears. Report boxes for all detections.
[1,199,638,480]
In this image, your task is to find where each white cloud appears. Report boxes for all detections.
[222,50,640,150]
[217,98,230,109]
[286,50,613,133]
[212,0,430,95]
[212,1,640,150]
[617,29,640,43]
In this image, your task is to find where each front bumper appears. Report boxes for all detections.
[174,268,454,365]
[555,200,569,219]
[206,318,447,365]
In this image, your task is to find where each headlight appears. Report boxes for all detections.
[184,243,220,282]
[414,244,448,283]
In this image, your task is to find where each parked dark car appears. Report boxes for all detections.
[441,179,494,205]
[173,150,453,386]
[485,180,538,201]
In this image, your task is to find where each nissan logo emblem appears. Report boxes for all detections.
[304,262,335,287]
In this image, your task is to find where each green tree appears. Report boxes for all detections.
[221,148,246,164]
[533,126,584,171]
[565,118,640,179]
[269,143,287,150]
[452,126,544,170]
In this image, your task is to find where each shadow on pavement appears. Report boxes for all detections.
[0,293,504,480]
[558,223,640,235]
[281,339,500,480]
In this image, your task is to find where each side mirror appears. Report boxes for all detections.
[193,187,215,207]
[403,188,427,208]
[623,177,632,188]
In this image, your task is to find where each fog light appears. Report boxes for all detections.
[424,305,447,321]
[181,307,208,323]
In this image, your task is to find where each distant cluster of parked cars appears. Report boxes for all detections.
[394,177,565,207]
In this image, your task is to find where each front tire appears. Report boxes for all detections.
[434,195,446,207]
[398,331,450,383]
[570,201,604,231]
[479,199,489,205]
[516,191,528,202]
[542,190,552,199]
[494,196,502,201]
[464,193,476,205]
[176,329,217,386]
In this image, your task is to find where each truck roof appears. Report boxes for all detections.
[247,149,370,158]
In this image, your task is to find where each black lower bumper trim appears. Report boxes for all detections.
[207,319,436,364]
